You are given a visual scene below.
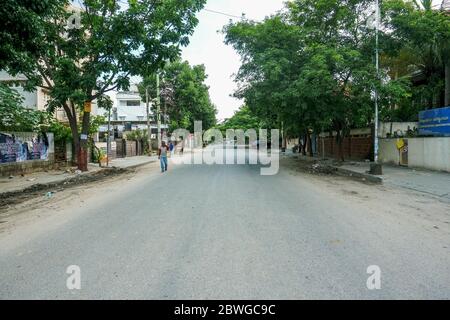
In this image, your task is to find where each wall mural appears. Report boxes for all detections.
[0,132,52,164]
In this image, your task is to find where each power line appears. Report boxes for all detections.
[203,8,246,20]
[96,2,258,21]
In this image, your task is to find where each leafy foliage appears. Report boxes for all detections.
[216,106,263,133]
[126,128,150,154]
[224,0,446,156]
[384,0,450,111]
[0,84,48,132]
[0,0,66,70]
[139,60,217,132]
[0,83,73,143]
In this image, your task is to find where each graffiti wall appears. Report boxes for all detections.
[0,132,54,164]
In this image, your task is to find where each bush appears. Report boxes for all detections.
[126,129,150,154]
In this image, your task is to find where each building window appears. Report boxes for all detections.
[126,100,141,106]
[119,116,126,121]
[137,116,144,121]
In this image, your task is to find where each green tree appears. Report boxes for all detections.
[1,0,206,171]
[0,0,66,69]
[140,60,217,132]
[217,106,262,133]
[224,16,306,140]
[225,0,410,160]
[385,0,450,107]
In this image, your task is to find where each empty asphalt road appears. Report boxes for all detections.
[1,155,450,299]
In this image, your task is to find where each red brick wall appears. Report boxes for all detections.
[317,136,373,161]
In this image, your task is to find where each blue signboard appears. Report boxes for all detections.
[418,106,450,137]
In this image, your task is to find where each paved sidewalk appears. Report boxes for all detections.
[291,153,450,201]
[0,156,157,194]
[108,155,158,169]
[340,162,450,201]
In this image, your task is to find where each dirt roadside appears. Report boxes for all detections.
[0,162,164,236]
[0,167,133,212]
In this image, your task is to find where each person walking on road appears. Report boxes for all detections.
[158,141,169,173]
[169,141,174,157]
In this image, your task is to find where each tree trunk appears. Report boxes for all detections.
[445,61,450,107]
[63,101,79,166]
[302,131,307,156]
[307,131,313,157]
[298,126,304,155]
[78,110,91,172]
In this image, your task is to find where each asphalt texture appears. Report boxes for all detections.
[1,152,449,299]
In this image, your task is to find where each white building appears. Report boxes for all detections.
[442,0,450,11]
[0,71,51,110]
[0,70,99,123]
[99,84,168,139]
[116,85,149,124]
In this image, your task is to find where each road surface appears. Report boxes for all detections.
[1,154,449,299]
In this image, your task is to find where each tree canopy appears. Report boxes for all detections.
[216,105,263,133]
[139,60,217,132]
[385,0,450,109]
[224,0,448,159]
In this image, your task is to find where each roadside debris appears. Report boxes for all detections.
[309,162,336,175]
[45,192,54,199]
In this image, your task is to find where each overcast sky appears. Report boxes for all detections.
[181,0,286,121]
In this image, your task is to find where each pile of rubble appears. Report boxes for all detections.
[309,162,337,175]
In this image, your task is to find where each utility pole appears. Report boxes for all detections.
[156,72,161,148]
[370,0,382,175]
[374,0,380,163]
[146,86,152,154]
[107,107,111,167]
[162,74,167,142]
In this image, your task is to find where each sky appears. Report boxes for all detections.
[181,0,286,121]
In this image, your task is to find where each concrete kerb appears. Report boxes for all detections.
[294,154,383,184]
[111,158,157,171]
[334,166,383,184]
